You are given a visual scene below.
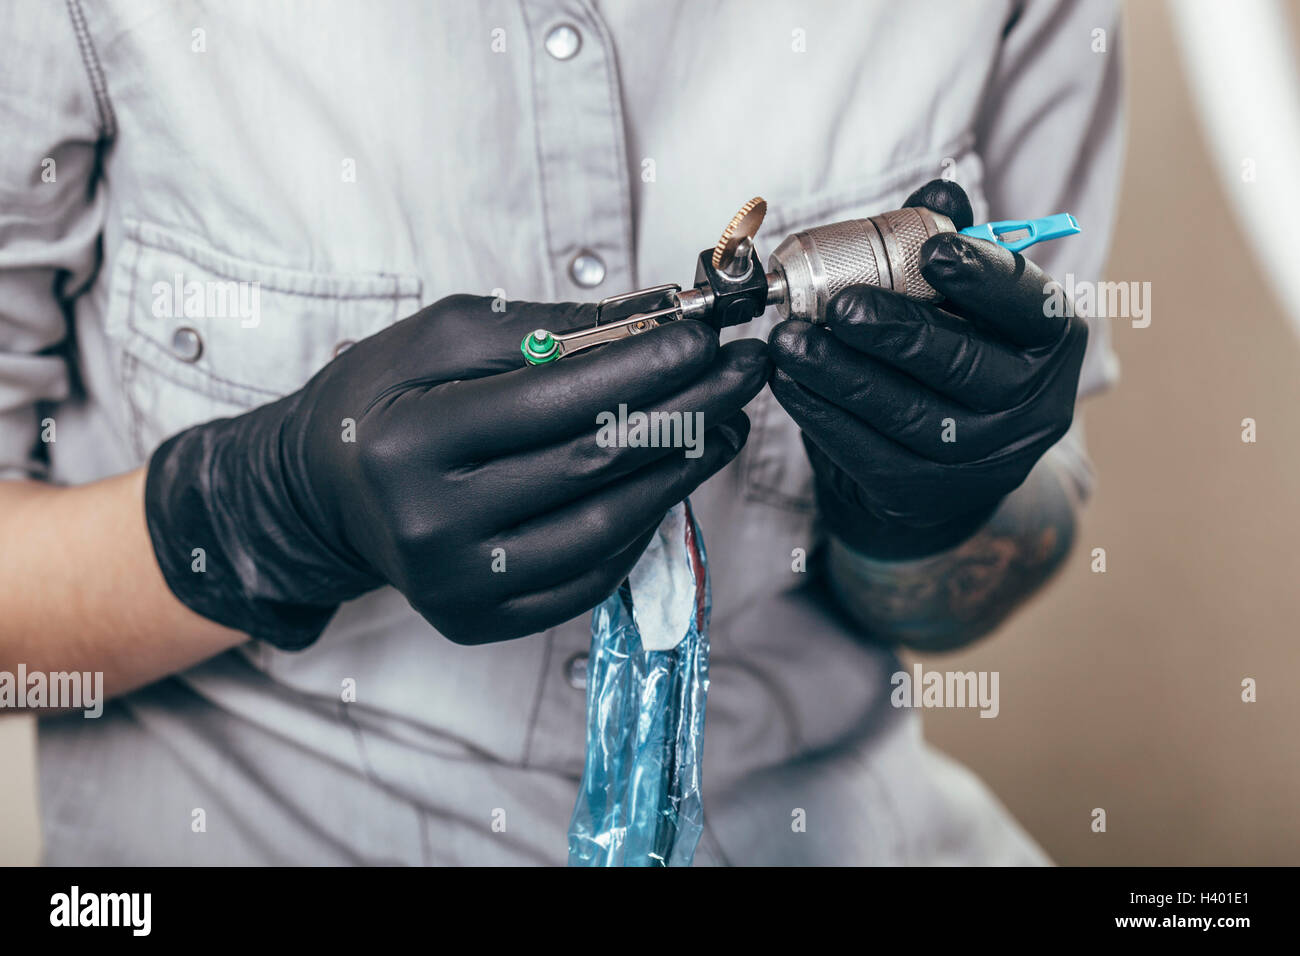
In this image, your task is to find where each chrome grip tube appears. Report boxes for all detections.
[766,206,955,321]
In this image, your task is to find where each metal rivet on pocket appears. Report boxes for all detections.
[564,652,589,690]
[171,326,203,363]
[332,339,356,358]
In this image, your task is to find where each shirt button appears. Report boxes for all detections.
[544,24,582,61]
[332,339,356,358]
[569,251,606,288]
[564,652,589,690]
[171,326,203,362]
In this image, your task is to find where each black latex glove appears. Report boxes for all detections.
[146,294,768,648]
[768,180,1087,560]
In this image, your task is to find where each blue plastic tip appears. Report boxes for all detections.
[960,213,1080,253]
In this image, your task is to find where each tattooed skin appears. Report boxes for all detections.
[825,454,1079,652]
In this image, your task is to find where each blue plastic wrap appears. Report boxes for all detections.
[567,502,711,867]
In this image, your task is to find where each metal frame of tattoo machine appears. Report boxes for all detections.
[521,198,1080,365]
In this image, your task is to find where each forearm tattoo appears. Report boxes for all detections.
[825,455,1080,651]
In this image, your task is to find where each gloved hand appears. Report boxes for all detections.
[768,180,1088,560]
[146,294,767,648]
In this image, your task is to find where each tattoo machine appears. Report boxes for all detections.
[521,198,1080,364]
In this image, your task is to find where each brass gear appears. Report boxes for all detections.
[712,197,767,270]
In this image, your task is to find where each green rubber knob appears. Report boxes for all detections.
[522,329,560,365]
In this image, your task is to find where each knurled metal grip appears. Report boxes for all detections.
[767,206,955,321]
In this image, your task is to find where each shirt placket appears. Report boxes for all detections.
[520,0,636,299]
[519,1,635,772]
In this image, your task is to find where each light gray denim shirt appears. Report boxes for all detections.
[2,0,1121,864]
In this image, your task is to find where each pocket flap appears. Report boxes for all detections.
[108,219,422,407]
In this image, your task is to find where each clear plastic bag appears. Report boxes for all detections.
[567,502,710,867]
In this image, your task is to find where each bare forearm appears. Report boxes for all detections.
[825,454,1079,651]
[0,469,246,701]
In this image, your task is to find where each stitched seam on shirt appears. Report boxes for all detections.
[516,0,560,301]
[65,0,116,139]
[519,630,556,769]
[124,239,146,458]
[584,2,636,285]
[761,133,979,238]
[125,219,422,299]
[740,392,817,513]
[127,343,280,402]
[124,353,143,460]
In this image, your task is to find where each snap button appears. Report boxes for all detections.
[564,652,589,690]
[332,339,356,358]
[569,251,606,288]
[545,24,581,61]
[171,326,203,363]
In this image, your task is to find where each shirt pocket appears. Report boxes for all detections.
[728,147,989,513]
[105,218,423,460]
